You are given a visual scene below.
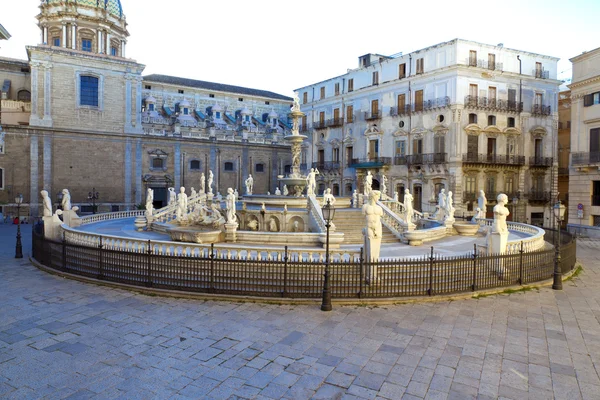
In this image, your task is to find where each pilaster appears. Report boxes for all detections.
[174,143,181,189]
[30,136,39,217]
[124,140,132,209]
[135,139,143,205]
[43,136,52,198]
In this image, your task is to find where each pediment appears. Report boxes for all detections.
[464,123,482,135]
[411,127,428,139]
[364,124,382,136]
[392,129,409,137]
[433,124,449,135]
[503,127,521,135]
[148,149,168,157]
[530,125,548,138]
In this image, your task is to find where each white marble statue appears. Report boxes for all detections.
[225,188,237,224]
[292,221,299,232]
[437,188,446,221]
[364,171,373,196]
[176,187,188,221]
[245,174,254,195]
[404,189,414,225]
[261,202,267,213]
[363,190,384,263]
[41,190,52,217]
[381,175,388,197]
[393,191,399,202]
[190,187,197,198]
[269,217,278,232]
[267,191,271,196]
[306,168,319,196]
[247,219,258,231]
[492,193,510,234]
[145,188,154,217]
[61,189,72,211]
[292,93,301,112]
[275,187,281,196]
[208,170,214,195]
[477,190,487,220]
[200,173,206,193]
[284,203,288,212]
[352,190,358,208]
[283,185,289,196]
[445,191,455,221]
[322,188,336,207]
[168,187,176,206]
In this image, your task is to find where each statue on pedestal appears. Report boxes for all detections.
[364,171,373,196]
[437,189,446,221]
[322,188,336,207]
[478,190,487,220]
[275,187,281,196]
[393,191,399,202]
[207,171,214,195]
[352,190,358,208]
[41,190,53,217]
[404,189,414,225]
[245,174,253,195]
[492,193,510,234]
[362,190,383,263]
[306,168,319,196]
[225,188,237,224]
[445,191,455,221]
[145,188,154,217]
[168,187,176,206]
[190,187,197,198]
[234,189,239,201]
[200,173,206,193]
[61,189,72,211]
[283,185,288,196]
[381,175,388,197]
[176,187,188,221]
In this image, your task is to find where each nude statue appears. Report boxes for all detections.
[176,187,188,221]
[492,193,510,234]
[364,171,373,196]
[245,174,254,195]
[404,189,414,225]
[306,168,319,196]
[363,190,384,262]
[41,190,52,217]
[61,189,72,211]
[322,188,336,207]
[477,190,487,220]
[168,187,176,206]
[207,170,214,195]
[200,173,206,193]
[225,188,236,224]
[145,188,154,217]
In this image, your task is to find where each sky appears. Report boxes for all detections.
[1,0,598,96]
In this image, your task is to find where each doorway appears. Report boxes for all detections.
[413,184,422,211]
[151,187,168,209]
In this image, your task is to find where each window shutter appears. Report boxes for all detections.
[590,128,600,153]
[584,94,593,107]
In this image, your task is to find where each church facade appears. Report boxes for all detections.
[0,0,293,216]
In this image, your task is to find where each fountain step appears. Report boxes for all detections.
[331,209,400,244]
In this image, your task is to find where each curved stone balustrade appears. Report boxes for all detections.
[478,219,546,252]
[79,210,146,225]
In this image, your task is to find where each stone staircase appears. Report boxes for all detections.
[333,209,399,244]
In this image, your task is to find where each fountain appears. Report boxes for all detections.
[278,94,308,197]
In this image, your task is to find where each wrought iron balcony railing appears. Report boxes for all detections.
[532,104,552,116]
[572,152,600,165]
[533,69,550,79]
[407,153,447,165]
[311,161,341,171]
[326,118,344,128]
[466,58,504,71]
[529,157,553,167]
[527,191,551,202]
[394,156,407,165]
[313,120,326,130]
[364,110,381,120]
[462,154,526,165]
[464,95,523,113]
[463,192,477,202]
[349,157,392,168]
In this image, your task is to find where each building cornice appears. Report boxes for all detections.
[568,75,600,90]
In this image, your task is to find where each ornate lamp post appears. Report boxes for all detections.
[15,193,23,259]
[321,199,335,312]
[552,200,566,290]
[88,188,99,214]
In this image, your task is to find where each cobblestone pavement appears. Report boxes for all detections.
[1,224,600,399]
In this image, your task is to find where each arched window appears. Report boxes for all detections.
[17,90,31,102]
[507,117,515,128]
[488,115,496,126]
[190,160,201,170]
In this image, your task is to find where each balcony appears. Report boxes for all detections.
[463,192,477,202]
[532,104,551,116]
[464,95,523,113]
[462,154,526,166]
[390,105,410,117]
[364,110,381,121]
[466,58,504,71]
[313,120,326,130]
[527,191,551,202]
[311,161,341,171]
[572,152,600,165]
[407,153,447,166]
[529,156,553,167]
[326,118,344,128]
[533,69,550,79]
[413,97,451,114]
[0,99,31,125]
[394,156,408,165]
[349,157,392,168]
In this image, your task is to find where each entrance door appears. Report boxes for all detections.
[371,178,380,191]
[413,184,422,211]
[151,187,168,208]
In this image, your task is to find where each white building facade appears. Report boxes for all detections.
[568,46,600,232]
[297,39,560,224]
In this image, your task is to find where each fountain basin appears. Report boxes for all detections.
[168,226,224,244]
[453,222,480,236]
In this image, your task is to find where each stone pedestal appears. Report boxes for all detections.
[207,193,214,203]
[43,213,63,241]
[62,209,82,228]
[488,231,508,278]
[363,229,381,283]
[225,222,238,243]
[134,216,146,231]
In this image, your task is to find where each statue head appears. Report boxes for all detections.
[441,188,445,194]
[370,190,381,202]
[62,189,69,195]
[448,191,453,197]
[405,189,410,194]
[497,193,508,204]
[479,189,485,196]
[180,187,185,193]
[228,188,233,194]
[41,190,48,197]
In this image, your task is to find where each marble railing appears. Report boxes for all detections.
[61,224,360,262]
[1,100,31,111]
[151,193,207,224]
[380,200,423,222]
[307,195,327,234]
[142,116,171,125]
[79,210,146,225]
[377,201,406,238]
[479,219,546,252]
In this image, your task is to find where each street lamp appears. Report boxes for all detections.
[552,200,566,290]
[321,199,335,312]
[88,188,99,214]
[15,193,23,259]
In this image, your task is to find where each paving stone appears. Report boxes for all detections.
[354,371,386,391]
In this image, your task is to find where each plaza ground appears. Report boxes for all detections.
[0,223,599,399]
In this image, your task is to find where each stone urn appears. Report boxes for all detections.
[134,216,147,231]
[453,222,480,236]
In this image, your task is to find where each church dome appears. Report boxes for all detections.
[43,0,124,19]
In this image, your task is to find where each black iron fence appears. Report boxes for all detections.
[32,227,576,300]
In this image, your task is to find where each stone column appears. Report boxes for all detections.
[97,29,103,53]
[135,139,143,205]
[42,64,53,126]
[124,75,132,131]
[174,143,181,190]
[43,136,52,198]
[125,141,132,210]
[71,23,77,50]
[135,78,143,129]
[43,26,48,44]
[40,26,44,45]
[61,23,67,48]
[106,32,111,54]
[121,40,126,57]
[29,63,39,122]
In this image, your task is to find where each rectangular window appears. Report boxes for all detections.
[348,79,354,92]
[265,101,269,105]
[303,92,308,103]
[145,85,151,90]
[535,62,543,77]
[488,53,495,70]
[152,158,164,169]
[486,177,496,195]
[53,37,60,46]
[396,141,406,157]
[487,138,496,156]
[505,176,514,194]
[416,58,424,74]
[593,181,600,206]
[398,63,406,79]
[434,136,445,154]
[398,94,406,114]
[535,93,543,107]
[111,47,117,56]
[489,86,496,101]
[333,108,340,124]
[0,168,3,189]
[346,146,353,165]
[178,89,184,94]
[318,149,325,164]
[301,115,307,130]
[584,92,600,107]
[81,39,92,52]
[332,148,340,163]
[319,111,325,125]
[467,135,478,159]
[590,128,600,154]
[80,75,99,107]
[371,99,379,117]
[469,84,478,97]
[335,83,340,95]
[535,138,543,159]
[148,103,154,112]
[413,138,423,155]
[469,50,477,66]
[369,140,379,159]
[415,90,424,112]
[465,176,476,193]
[209,94,215,98]
[255,163,264,173]
[320,86,325,99]
[346,105,353,123]
[506,139,515,156]
[372,71,379,85]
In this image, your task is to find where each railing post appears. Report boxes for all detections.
[61,231,67,272]
[359,247,364,298]
[518,240,524,285]
[98,236,104,280]
[146,240,152,287]
[210,243,215,293]
[283,245,288,297]
[472,243,478,291]
[428,246,434,296]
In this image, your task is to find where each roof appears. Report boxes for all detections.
[0,24,10,40]
[143,74,292,102]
